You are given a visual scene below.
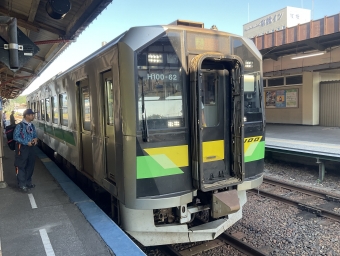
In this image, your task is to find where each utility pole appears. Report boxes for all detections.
[0,97,7,189]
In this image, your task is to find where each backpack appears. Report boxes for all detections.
[5,123,24,151]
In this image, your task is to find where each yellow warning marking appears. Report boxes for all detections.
[144,145,188,167]
[202,140,224,162]
[244,136,262,153]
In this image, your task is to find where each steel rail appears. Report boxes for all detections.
[219,233,268,256]
[249,189,340,222]
[263,177,340,202]
[157,245,182,256]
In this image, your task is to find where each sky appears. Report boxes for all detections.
[22,0,340,95]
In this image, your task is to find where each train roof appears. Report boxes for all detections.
[28,23,261,95]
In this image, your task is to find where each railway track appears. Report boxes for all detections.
[250,177,340,222]
[158,233,268,256]
[157,225,268,256]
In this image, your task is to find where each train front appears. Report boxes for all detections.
[117,21,265,246]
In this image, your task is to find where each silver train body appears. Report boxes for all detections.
[27,21,265,246]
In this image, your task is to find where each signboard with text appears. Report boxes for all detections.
[265,89,298,108]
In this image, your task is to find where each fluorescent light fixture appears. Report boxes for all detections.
[291,52,325,60]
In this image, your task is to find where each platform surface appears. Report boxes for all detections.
[265,124,340,156]
[0,137,145,256]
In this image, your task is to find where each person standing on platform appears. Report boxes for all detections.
[10,111,16,126]
[13,109,38,192]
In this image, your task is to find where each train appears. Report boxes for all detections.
[26,20,265,246]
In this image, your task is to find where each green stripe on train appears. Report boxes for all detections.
[137,155,184,179]
[34,121,76,146]
[244,141,265,162]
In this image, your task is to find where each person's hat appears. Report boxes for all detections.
[23,109,36,116]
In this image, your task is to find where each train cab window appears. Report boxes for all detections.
[137,31,184,130]
[41,99,45,121]
[59,93,68,126]
[45,98,51,122]
[51,96,59,124]
[202,71,218,127]
[244,73,262,122]
[105,79,114,125]
[81,87,91,131]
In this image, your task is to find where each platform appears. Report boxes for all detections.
[265,124,340,181]
[0,141,145,256]
[266,124,340,159]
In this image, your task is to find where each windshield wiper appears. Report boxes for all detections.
[140,76,149,142]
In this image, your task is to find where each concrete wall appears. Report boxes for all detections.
[264,72,321,125]
[302,72,320,125]
[264,85,303,124]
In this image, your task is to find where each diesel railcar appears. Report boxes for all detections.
[27,20,265,246]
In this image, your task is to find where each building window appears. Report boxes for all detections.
[59,93,68,126]
[45,98,51,122]
[51,96,59,124]
[263,79,267,87]
[268,77,284,87]
[286,75,303,85]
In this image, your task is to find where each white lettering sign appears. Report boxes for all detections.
[244,13,283,32]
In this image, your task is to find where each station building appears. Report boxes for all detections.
[243,6,311,39]
[247,11,340,127]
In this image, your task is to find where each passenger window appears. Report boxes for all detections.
[51,96,59,124]
[37,101,40,120]
[59,93,68,126]
[81,87,91,131]
[105,79,114,125]
[45,98,51,122]
[41,99,45,121]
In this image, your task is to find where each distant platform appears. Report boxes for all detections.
[265,124,340,159]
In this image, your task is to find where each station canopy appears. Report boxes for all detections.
[0,0,112,99]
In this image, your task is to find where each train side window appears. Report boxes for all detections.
[105,79,114,125]
[51,96,59,124]
[81,87,91,131]
[59,93,68,126]
[37,101,40,120]
[45,98,51,122]
[41,99,45,121]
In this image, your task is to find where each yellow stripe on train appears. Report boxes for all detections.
[244,136,263,154]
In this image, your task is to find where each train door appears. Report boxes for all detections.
[102,71,116,181]
[78,79,94,176]
[189,53,243,191]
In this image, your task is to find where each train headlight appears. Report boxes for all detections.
[168,120,180,127]
[148,53,163,63]
[245,61,253,68]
